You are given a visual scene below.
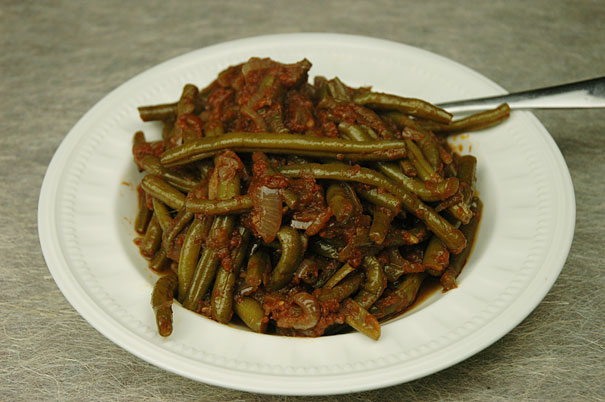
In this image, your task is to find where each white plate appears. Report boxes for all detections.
[38,33,575,395]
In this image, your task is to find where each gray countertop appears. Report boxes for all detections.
[1,1,604,400]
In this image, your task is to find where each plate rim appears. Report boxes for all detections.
[38,32,576,395]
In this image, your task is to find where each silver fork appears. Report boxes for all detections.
[436,77,605,114]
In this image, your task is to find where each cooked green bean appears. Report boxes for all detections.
[149,248,170,272]
[278,163,467,254]
[308,239,340,260]
[269,226,304,290]
[441,199,483,290]
[134,189,152,234]
[160,132,408,167]
[318,272,362,302]
[353,92,453,123]
[341,298,381,340]
[203,120,224,137]
[245,250,272,290]
[354,256,386,310]
[323,263,356,289]
[326,183,355,223]
[152,198,172,232]
[141,175,186,210]
[376,162,459,202]
[211,227,251,323]
[406,127,442,170]
[423,235,450,275]
[138,102,177,122]
[327,77,351,102]
[176,217,208,301]
[369,206,395,245]
[420,103,510,133]
[139,214,162,258]
[405,139,441,182]
[163,209,193,245]
[370,273,427,319]
[382,247,425,282]
[183,215,236,310]
[355,186,402,213]
[234,297,267,333]
[186,196,253,215]
[177,84,200,116]
[151,274,178,336]
[141,155,198,193]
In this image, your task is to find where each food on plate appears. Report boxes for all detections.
[131,57,509,340]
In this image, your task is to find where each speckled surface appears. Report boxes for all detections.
[1,1,604,400]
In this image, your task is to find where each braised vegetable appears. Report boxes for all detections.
[133,57,508,340]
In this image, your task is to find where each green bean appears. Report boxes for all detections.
[186,196,253,215]
[338,122,380,143]
[139,214,162,258]
[341,298,380,340]
[141,155,198,193]
[404,127,441,170]
[313,76,329,102]
[447,201,474,225]
[323,263,356,289]
[160,132,408,167]
[318,271,362,302]
[327,77,351,102]
[354,256,386,310]
[399,160,417,177]
[134,189,152,234]
[369,206,395,245]
[370,273,427,319]
[383,225,429,247]
[138,102,177,122]
[149,248,170,272]
[326,183,354,223]
[382,247,425,282]
[152,198,172,232]
[441,199,483,290]
[308,239,340,260]
[278,163,467,253]
[245,250,271,290]
[356,187,402,214]
[177,84,200,116]
[340,121,455,201]
[234,297,267,333]
[263,108,289,134]
[161,118,175,142]
[382,111,425,131]
[420,103,510,133]
[163,209,193,245]
[353,92,453,123]
[378,162,459,202]
[141,175,186,210]
[183,215,236,310]
[151,274,178,336]
[405,139,441,182]
[457,155,477,204]
[423,235,450,275]
[203,120,224,137]
[176,217,207,301]
[269,226,304,290]
[211,227,251,323]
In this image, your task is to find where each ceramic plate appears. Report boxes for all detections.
[38,33,575,395]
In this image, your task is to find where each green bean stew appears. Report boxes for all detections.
[132,57,506,340]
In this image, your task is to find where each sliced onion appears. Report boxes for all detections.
[250,185,282,243]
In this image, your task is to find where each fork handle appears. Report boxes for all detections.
[437,77,605,113]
